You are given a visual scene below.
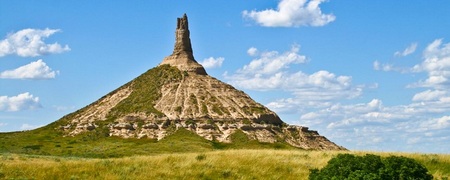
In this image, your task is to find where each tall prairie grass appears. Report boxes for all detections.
[0,150,449,179]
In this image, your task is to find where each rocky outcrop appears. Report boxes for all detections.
[155,73,283,124]
[160,13,207,75]
[55,14,345,151]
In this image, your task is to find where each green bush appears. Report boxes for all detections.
[309,154,433,180]
[196,154,206,161]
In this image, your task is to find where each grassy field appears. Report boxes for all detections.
[0,150,449,179]
[1,125,449,179]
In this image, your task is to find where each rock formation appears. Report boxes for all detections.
[56,14,345,150]
[160,13,207,75]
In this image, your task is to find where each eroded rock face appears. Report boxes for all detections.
[65,86,132,136]
[67,117,343,150]
[155,73,283,125]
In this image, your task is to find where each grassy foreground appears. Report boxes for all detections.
[0,150,449,179]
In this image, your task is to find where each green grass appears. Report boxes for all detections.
[0,150,448,179]
[0,128,207,158]
[0,124,448,179]
[108,64,183,118]
[0,126,296,158]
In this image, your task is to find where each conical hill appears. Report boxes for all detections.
[53,14,344,150]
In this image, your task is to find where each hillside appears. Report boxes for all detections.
[0,14,344,156]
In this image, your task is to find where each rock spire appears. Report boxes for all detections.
[160,14,207,75]
[174,13,193,55]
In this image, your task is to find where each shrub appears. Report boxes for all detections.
[185,119,196,126]
[22,145,43,151]
[175,106,182,113]
[309,154,433,180]
[242,119,252,125]
[380,156,433,180]
[196,154,206,161]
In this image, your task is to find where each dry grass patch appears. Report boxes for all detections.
[0,150,448,179]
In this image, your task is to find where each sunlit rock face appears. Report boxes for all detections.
[160,13,207,75]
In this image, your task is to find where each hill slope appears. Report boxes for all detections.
[0,14,344,156]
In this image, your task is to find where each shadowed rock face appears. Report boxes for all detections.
[160,14,207,75]
[56,14,345,150]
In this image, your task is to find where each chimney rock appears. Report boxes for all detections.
[160,14,207,75]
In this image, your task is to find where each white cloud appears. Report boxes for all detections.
[0,28,70,57]
[225,40,450,152]
[0,59,58,79]
[412,90,446,101]
[239,45,307,75]
[292,39,450,152]
[0,92,41,112]
[226,45,362,113]
[0,123,7,127]
[199,57,224,69]
[247,47,258,56]
[394,43,418,57]
[242,0,336,27]
[228,51,358,96]
[298,92,450,151]
[20,123,43,131]
[419,116,450,130]
[410,39,450,88]
[373,60,393,71]
[373,60,410,73]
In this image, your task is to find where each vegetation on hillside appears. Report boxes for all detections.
[0,126,295,158]
[108,64,183,118]
[0,150,448,179]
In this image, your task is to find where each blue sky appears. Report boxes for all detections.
[1,0,450,153]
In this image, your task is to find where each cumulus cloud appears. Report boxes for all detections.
[226,45,362,113]
[247,47,258,56]
[412,90,446,101]
[303,99,394,130]
[199,57,224,69]
[298,96,450,151]
[239,45,307,75]
[419,116,450,131]
[394,43,418,57]
[0,28,70,57]
[225,40,450,152]
[409,39,450,89]
[290,39,450,152]
[242,0,336,27]
[0,92,41,112]
[0,59,58,79]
